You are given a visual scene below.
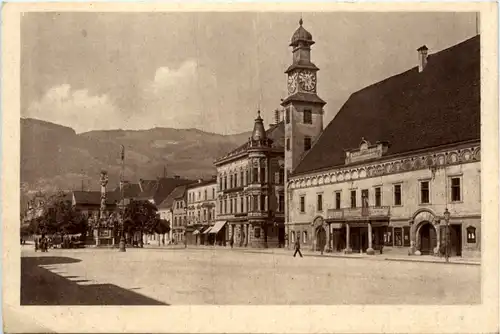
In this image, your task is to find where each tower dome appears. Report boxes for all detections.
[290,18,314,47]
[251,110,267,141]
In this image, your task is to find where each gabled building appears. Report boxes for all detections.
[284,20,480,258]
[214,112,286,248]
[135,176,195,206]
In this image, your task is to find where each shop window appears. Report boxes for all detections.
[302,231,308,243]
[467,226,476,243]
[291,231,296,243]
[394,227,403,247]
[403,226,411,247]
[254,227,261,239]
[384,227,393,246]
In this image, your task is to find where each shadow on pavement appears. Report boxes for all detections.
[21,256,168,305]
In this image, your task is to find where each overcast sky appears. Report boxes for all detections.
[21,12,477,134]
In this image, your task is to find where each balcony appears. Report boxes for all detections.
[327,206,390,221]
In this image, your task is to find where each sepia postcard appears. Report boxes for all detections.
[2,2,499,333]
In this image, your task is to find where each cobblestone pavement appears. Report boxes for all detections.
[21,246,481,305]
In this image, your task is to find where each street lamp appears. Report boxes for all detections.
[443,208,450,262]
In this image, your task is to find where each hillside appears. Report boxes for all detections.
[21,118,251,196]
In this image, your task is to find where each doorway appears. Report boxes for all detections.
[316,227,327,252]
[450,224,462,256]
[419,222,437,255]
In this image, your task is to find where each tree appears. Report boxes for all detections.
[123,200,159,247]
[154,219,170,246]
[34,192,88,236]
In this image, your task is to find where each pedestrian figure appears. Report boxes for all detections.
[184,236,187,249]
[34,238,39,252]
[293,237,303,258]
[230,237,234,249]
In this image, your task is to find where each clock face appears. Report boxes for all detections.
[287,73,298,94]
[298,71,317,92]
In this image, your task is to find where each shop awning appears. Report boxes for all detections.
[209,221,227,234]
[203,227,213,234]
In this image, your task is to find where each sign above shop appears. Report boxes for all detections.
[345,138,390,165]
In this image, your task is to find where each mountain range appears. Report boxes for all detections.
[21,118,252,198]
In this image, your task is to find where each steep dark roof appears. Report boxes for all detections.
[215,121,285,163]
[158,185,187,209]
[112,182,141,199]
[136,177,195,205]
[293,35,480,175]
[73,191,118,206]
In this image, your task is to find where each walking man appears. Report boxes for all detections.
[293,236,303,258]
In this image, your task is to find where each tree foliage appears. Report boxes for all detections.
[123,200,159,234]
[154,219,170,235]
[31,192,88,235]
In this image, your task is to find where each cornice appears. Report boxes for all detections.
[288,144,480,190]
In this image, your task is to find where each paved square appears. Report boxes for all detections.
[21,247,480,305]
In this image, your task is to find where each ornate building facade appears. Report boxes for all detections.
[214,112,286,248]
[284,22,481,258]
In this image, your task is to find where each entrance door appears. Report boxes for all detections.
[419,222,437,255]
[316,228,327,252]
[450,224,462,257]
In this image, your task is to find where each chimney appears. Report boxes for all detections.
[417,45,428,72]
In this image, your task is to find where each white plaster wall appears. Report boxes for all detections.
[289,161,481,225]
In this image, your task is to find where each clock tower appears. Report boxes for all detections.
[281,18,326,176]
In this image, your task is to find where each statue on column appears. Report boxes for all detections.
[97,170,109,245]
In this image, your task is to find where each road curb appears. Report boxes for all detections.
[384,257,480,266]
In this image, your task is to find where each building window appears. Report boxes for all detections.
[375,187,381,207]
[254,227,261,238]
[394,227,403,246]
[303,109,312,124]
[317,194,323,211]
[212,188,215,199]
[394,184,402,206]
[291,231,295,243]
[224,176,227,190]
[302,231,308,243]
[252,168,259,184]
[240,172,244,187]
[260,195,266,211]
[304,136,312,151]
[420,181,430,204]
[253,196,259,211]
[286,138,290,151]
[285,108,290,124]
[204,190,207,200]
[361,189,369,208]
[278,194,284,212]
[224,199,227,214]
[260,168,266,184]
[467,226,476,243]
[335,192,341,209]
[300,196,305,213]
[451,177,461,202]
[219,200,222,214]
[240,197,244,212]
[350,190,356,208]
[229,175,233,189]
[246,170,249,185]
[279,168,284,184]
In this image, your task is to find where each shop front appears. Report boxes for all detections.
[326,206,390,255]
